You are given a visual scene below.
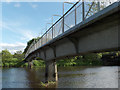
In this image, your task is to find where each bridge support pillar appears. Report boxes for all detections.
[28,61,33,69]
[45,60,58,82]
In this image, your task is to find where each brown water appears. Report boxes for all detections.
[1,66,119,88]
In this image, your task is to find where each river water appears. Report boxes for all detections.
[1,66,119,88]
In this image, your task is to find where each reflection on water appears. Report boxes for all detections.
[58,66,118,88]
[2,66,119,88]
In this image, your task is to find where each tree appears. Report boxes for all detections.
[2,49,13,63]
[24,37,41,54]
[13,51,24,61]
[86,1,106,17]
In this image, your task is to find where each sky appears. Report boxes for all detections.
[1,1,74,54]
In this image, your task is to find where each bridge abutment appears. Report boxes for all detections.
[45,60,58,82]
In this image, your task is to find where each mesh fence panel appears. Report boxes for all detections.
[38,39,41,48]
[36,41,38,49]
[46,34,47,43]
[64,7,75,32]
[47,28,52,42]
[34,43,36,50]
[32,43,34,51]
[53,19,63,38]
[41,37,43,46]
[76,3,82,24]
[29,44,32,53]
[84,1,98,19]
[41,34,46,46]
[30,44,32,53]
[36,41,39,48]
[29,45,31,54]
[31,45,33,52]
[43,34,47,45]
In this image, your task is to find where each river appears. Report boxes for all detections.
[1,66,119,88]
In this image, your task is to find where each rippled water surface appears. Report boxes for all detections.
[1,66,119,88]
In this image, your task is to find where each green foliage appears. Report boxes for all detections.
[40,81,56,88]
[33,60,45,67]
[4,63,9,67]
[33,60,40,67]
[2,49,13,63]
[13,51,24,61]
[24,63,28,67]
[57,53,103,67]
[1,49,25,67]
[87,1,106,16]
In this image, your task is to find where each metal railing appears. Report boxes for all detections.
[25,0,116,58]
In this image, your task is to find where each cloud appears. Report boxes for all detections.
[29,3,38,8]
[14,3,21,7]
[45,17,52,22]
[1,20,36,53]
[31,4,38,8]
[0,42,26,54]
[3,0,13,3]
[20,30,35,40]
[2,20,37,40]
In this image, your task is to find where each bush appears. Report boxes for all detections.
[24,63,28,67]
[4,63,9,67]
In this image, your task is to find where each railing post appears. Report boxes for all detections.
[38,39,39,47]
[33,41,34,51]
[41,38,42,46]
[34,40,36,51]
[37,40,38,48]
[97,0,100,12]
[52,26,53,39]
[62,3,64,33]
[31,42,33,52]
[82,0,85,21]
[46,33,47,43]
[75,6,77,25]
[40,39,41,47]
[35,40,36,50]
[52,16,54,39]
[36,41,37,49]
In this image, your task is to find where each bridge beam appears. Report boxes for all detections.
[68,37,79,54]
[45,60,58,82]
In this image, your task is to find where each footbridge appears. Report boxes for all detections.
[24,1,120,82]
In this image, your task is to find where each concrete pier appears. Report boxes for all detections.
[28,61,33,69]
[45,60,58,82]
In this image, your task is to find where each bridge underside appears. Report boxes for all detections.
[26,2,120,62]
